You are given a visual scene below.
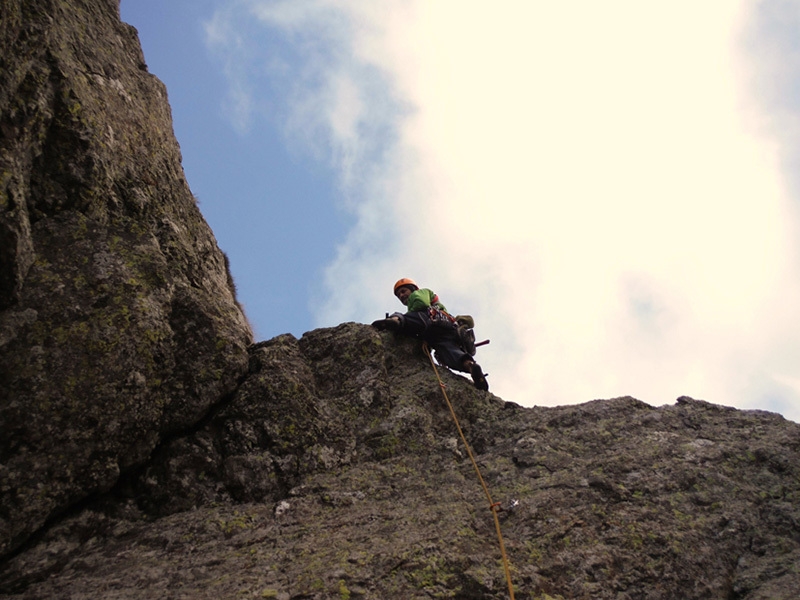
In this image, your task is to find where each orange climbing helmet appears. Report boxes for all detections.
[393,278,418,294]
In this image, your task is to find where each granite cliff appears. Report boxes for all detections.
[1,2,799,599]
[0,0,252,560]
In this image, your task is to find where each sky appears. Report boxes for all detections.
[120,0,800,423]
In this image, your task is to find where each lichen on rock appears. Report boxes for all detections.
[0,0,252,558]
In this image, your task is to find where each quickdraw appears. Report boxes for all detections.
[427,306,457,326]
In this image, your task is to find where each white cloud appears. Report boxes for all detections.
[207,0,405,193]
[203,7,256,133]
[211,0,800,423]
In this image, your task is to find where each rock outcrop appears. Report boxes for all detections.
[1,323,799,599]
[1,2,799,599]
[0,0,252,559]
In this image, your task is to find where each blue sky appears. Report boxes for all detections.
[121,0,352,341]
[120,1,800,423]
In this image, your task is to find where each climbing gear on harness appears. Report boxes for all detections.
[459,324,477,356]
[427,306,456,328]
[422,343,515,600]
[393,278,418,293]
[455,315,474,329]
[454,315,488,357]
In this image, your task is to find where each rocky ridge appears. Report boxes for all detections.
[2,323,799,599]
[1,1,800,599]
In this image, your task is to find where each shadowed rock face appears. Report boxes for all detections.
[2,2,800,599]
[0,0,252,557]
[0,322,799,599]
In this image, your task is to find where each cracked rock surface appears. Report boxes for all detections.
[1,2,799,599]
[2,322,800,599]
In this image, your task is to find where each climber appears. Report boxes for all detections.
[372,278,489,391]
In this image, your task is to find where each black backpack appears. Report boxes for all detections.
[455,315,477,356]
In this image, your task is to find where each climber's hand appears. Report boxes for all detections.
[371,317,400,331]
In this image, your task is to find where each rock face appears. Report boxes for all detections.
[0,0,252,558]
[1,323,799,599]
[2,2,800,599]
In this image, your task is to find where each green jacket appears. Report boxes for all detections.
[406,288,447,313]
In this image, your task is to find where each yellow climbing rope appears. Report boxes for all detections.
[422,343,515,600]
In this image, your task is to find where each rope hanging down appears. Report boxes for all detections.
[422,343,515,600]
